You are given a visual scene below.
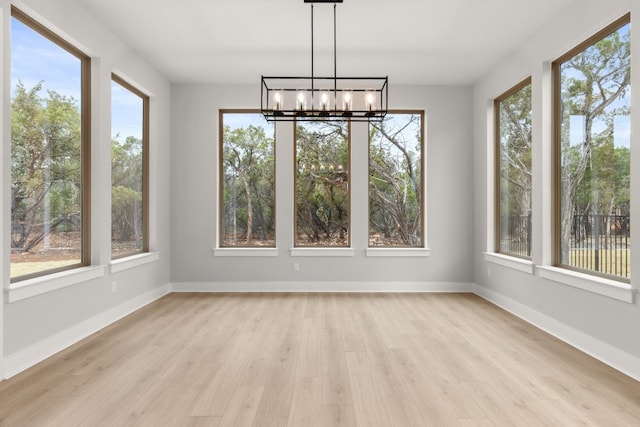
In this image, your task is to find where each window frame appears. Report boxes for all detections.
[9,7,91,283]
[552,13,631,283]
[110,73,150,259]
[218,109,277,249]
[367,110,425,249]
[293,119,352,248]
[494,78,532,260]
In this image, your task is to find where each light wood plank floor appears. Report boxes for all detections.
[1,293,639,426]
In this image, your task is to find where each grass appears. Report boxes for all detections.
[10,260,80,279]
[568,248,630,279]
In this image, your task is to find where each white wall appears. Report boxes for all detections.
[473,0,640,378]
[171,84,474,290]
[1,0,172,376]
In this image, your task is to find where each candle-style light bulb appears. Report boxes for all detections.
[274,92,282,110]
[297,91,306,110]
[343,92,352,110]
[366,92,375,111]
[321,92,329,110]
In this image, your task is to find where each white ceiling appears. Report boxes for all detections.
[75,0,576,85]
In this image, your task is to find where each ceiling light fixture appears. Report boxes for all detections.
[261,0,388,122]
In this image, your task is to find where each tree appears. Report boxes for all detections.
[559,24,630,262]
[222,123,275,246]
[112,135,143,245]
[499,84,532,218]
[296,121,349,246]
[369,114,422,246]
[497,83,532,255]
[11,81,82,253]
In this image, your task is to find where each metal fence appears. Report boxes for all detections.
[570,214,630,278]
[500,213,630,279]
[499,214,531,258]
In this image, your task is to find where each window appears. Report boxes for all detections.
[295,120,350,247]
[369,111,424,247]
[10,7,91,281]
[219,110,275,247]
[554,15,630,281]
[495,79,532,258]
[111,75,149,259]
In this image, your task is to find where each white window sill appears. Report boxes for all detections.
[537,266,635,303]
[5,265,107,303]
[484,252,534,274]
[110,252,160,273]
[290,247,354,257]
[213,248,278,257]
[366,247,431,257]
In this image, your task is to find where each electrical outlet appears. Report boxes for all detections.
[112,281,118,293]
[293,263,300,272]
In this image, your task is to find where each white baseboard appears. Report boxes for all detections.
[473,283,640,382]
[3,284,171,380]
[171,281,475,293]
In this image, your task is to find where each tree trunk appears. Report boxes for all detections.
[240,172,253,244]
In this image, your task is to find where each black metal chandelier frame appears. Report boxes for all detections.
[261,0,388,122]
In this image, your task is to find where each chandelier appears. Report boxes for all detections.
[261,0,388,122]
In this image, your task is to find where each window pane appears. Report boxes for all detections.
[369,113,423,247]
[111,77,147,258]
[295,121,350,247]
[557,20,630,280]
[10,13,86,280]
[220,112,275,247]
[497,82,532,258]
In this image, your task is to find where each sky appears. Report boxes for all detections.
[223,112,273,134]
[11,17,142,143]
[569,114,631,149]
[566,23,631,149]
[111,80,143,143]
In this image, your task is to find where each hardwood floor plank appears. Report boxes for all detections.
[387,347,473,424]
[534,398,599,427]
[457,420,496,427]
[367,361,428,427]
[297,317,322,379]
[321,326,352,405]
[217,386,264,427]
[287,377,322,427]
[336,295,366,352]
[352,306,392,366]
[251,295,304,427]
[112,351,221,425]
[460,381,532,426]
[0,293,638,427]
[184,417,222,427]
[321,404,357,427]
[344,351,394,427]
[190,332,260,416]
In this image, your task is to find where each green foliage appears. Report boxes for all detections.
[111,135,143,248]
[296,121,349,246]
[112,135,142,189]
[112,185,142,243]
[222,120,275,246]
[11,80,82,252]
